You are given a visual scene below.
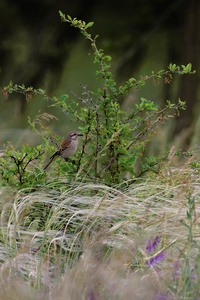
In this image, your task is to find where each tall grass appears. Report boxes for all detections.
[0,161,200,299]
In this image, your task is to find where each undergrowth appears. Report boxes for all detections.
[0,159,200,299]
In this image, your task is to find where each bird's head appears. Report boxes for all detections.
[68,131,83,140]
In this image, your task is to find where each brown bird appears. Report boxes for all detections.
[44,131,83,170]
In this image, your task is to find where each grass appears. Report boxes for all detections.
[0,158,200,299]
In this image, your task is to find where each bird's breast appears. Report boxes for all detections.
[62,140,78,158]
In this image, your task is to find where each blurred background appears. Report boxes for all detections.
[0,0,199,154]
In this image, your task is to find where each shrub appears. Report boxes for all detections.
[1,13,195,188]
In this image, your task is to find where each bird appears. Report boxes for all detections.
[44,131,83,170]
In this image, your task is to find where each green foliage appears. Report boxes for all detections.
[0,143,46,187]
[172,193,198,298]
[1,13,195,188]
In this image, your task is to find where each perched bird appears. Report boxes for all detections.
[44,131,83,170]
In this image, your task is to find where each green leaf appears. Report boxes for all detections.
[38,88,46,94]
[67,15,72,21]
[127,156,135,165]
[59,11,65,19]
[60,94,69,101]
[85,22,94,29]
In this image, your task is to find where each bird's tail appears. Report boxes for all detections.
[44,152,59,170]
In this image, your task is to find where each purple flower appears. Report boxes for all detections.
[87,291,96,300]
[172,260,181,277]
[155,293,169,300]
[146,236,160,253]
[146,251,165,266]
[172,260,197,281]
[191,272,197,281]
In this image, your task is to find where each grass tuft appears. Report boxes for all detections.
[0,164,200,299]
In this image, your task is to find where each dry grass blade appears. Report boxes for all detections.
[0,166,200,299]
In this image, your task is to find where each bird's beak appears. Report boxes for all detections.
[78,133,83,136]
